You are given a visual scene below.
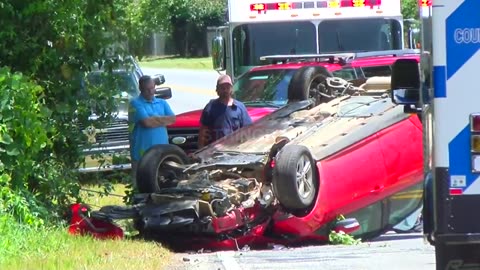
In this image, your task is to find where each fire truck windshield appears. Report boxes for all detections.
[232,18,402,78]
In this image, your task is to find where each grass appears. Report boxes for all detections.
[0,183,173,270]
[139,55,213,70]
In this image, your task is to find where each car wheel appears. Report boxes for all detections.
[136,144,189,193]
[287,66,333,106]
[272,144,319,211]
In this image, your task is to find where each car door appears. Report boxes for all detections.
[317,96,408,236]
[318,128,388,236]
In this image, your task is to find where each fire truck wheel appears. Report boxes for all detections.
[272,144,319,212]
[287,66,333,105]
[136,144,189,193]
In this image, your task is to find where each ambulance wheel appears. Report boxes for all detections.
[272,144,319,212]
[136,144,189,193]
[288,66,333,106]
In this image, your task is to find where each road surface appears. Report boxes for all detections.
[167,232,436,270]
[142,67,220,114]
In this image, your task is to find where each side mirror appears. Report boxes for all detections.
[212,35,226,71]
[154,87,172,100]
[152,74,165,85]
[391,58,421,105]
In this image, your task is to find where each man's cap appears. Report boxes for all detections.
[216,74,233,86]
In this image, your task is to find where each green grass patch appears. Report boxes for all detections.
[139,56,213,70]
[0,183,173,270]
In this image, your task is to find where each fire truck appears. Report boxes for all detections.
[210,0,408,81]
[391,0,480,268]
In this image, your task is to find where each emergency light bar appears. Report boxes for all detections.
[250,0,382,12]
[232,0,400,22]
[259,49,421,65]
[419,0,432,7]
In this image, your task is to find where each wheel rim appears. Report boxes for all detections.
[154,155,183,190]
[296,154,314,199]
[309,76,324,97]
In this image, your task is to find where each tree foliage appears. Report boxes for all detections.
[401,0,420,19]
[163,0,226,56]
[0,0,226,226]
[0,0,135,226]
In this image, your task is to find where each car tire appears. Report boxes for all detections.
[136,144,189,193]
[272,144,319,211]
[287,66,333,105]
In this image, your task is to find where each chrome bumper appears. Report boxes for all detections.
[78,144,131,173]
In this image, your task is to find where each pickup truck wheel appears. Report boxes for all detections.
[136,144,189,193]
[272,144,318,211]
[288,66,332,106]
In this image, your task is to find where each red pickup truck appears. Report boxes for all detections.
[167,50,420,153]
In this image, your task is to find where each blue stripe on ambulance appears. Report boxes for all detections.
[433,66,446,98]
[445,0,480,195]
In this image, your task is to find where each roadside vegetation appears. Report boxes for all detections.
[139,56,213,70]
[1,183,171,270]
[328,215,362,245]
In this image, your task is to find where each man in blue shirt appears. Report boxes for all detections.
[198,74,252,148]
[129,75,176,185]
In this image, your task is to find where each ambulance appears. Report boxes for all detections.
[210,0,408,81]
[391,0,480,268]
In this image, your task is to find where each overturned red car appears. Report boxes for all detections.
[69,72,424,251]
[167,49,421,154]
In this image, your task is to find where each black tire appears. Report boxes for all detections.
[287,66,333,104]
[136,144,189,193]
[272,144,319,211]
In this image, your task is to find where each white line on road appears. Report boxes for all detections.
[216,251,242,270]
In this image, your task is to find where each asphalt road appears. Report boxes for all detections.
[168,232,436,270]
[139,67,438,270]
[142,67,220,114]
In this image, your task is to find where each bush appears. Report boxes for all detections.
[0,67,57,226]
[0,0,128,226]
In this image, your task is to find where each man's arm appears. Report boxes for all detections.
[140,115,175,128]
[139,100,176,128]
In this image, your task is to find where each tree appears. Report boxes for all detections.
[401,0,420,19]
[164,0,226,56]
[0,0,144,226]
